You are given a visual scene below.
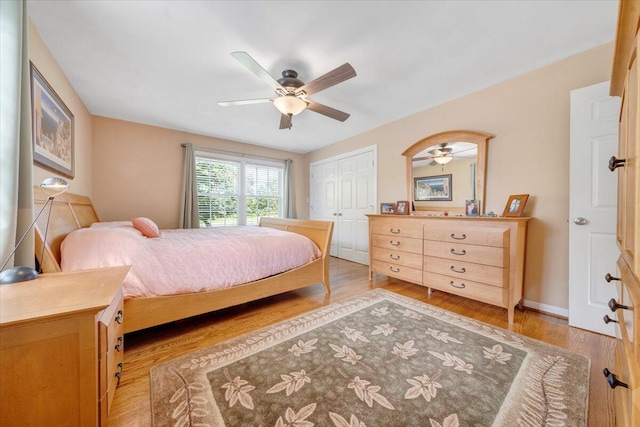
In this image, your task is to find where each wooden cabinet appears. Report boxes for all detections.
[0,266,129,426]
[608,1,640,425]
[368,215,530,325]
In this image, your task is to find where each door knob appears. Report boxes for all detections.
[573,217,588,225]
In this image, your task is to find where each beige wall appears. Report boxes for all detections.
[307,43,614,312]
[92,117,308,229]
[28,19,93,196]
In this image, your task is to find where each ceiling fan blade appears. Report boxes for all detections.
[294,63,356,97]
[306,100,350,122]
[231,51,287,96]
[218,98,273,107]
[279,113,292,130]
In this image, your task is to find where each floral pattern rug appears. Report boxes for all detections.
[150,289,590,426]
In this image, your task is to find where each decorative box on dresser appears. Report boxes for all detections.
[0,266,129,426]
[606,1,640,425]
[367,215,530,326]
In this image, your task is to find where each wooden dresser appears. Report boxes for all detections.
[368,214,530,325]
[0,266,128,426]
[607,1,640,425]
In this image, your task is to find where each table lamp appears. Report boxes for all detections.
[0,177,70,284]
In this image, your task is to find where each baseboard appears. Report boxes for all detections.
[523,299,568,319]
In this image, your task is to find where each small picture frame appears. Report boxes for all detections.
[395,200,410,215]
[465,199,480,216]
[380,202,396,214]
[502,194,529,217]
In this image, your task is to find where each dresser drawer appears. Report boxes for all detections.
[423,255,508,287]
[371,260,423,284]
[371,247,422,270]
[423,223,509,247]
[98,288,124,416]
[423,271,506,307]
[618,258,639,358]
[423,240,507,267]
[371,234,423,254]
[371,219,423,238]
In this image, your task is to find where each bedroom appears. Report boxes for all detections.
[1,1,636,426]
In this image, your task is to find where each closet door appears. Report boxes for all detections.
[310,146,377,264]
[337,150,375,264]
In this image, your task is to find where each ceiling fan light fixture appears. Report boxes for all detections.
[273,95,307,116]
[434,155,453,165]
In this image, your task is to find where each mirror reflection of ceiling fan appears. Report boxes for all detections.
[218,52,356,130]
[413,142,477,166]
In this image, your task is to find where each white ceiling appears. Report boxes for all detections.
[27,1,618,154]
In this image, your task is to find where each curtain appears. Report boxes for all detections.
[179,143,199,228]
[283,159,294,218]
[0,0,34,269]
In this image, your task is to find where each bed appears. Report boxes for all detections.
[33,189,333,333]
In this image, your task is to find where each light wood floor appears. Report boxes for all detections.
[107,257,616,426]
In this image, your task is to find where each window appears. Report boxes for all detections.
[196,153,284,227]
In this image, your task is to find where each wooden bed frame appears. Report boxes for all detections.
[34,189,334,333]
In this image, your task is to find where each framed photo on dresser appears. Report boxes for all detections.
[502,194,529,217]
[395,200,410,215]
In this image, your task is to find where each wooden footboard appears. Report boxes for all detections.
[123,218,333,333]
[34,188,334,333]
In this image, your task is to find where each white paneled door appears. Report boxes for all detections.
[310,147,376,264]
[568,81,619,336]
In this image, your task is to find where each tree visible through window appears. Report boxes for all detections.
[196,154,283,227]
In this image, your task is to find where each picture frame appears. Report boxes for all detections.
[395,200,410,215]
[414,174,452,201]
[30,61,75,178]
[502,194,529,217]
[380,202,396,214]
[465,199,480,216]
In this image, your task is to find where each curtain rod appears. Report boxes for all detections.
[181,143,287,163]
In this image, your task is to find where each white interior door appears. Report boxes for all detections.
[568,81,620,336]
[310,160,338,256]
[337,151,375,264]
[310,146,376,264]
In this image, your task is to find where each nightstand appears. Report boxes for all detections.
[0,266,129,426]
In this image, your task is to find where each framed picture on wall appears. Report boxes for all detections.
[414,174,452,201]
[30,62,75,178]
[502,194,529,217]
[395,200,410,215]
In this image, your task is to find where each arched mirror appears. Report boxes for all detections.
[402,130,493,215]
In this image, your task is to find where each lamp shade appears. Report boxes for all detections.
[434,155,453,165]
[273,95,307,116]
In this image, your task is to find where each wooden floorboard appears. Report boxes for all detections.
[107,257,616,426]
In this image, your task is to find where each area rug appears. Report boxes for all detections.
[150,289,590,426]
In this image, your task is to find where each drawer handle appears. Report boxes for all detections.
[608,298,630,312]
[449,281,466,289]
[115,362,124,383]
[389,254,400,260]
[604,273,620,282]
[450,266,466,274]
[115,309,124,324]
[450,248,466,256]
[115,336,123,352]
[603,368,628,389]
[389,240,400,247]
[608,156,626,172]
[389,266,400,273]
[603,315,618,324]
[450,233,466,240]
[390,228,400,234]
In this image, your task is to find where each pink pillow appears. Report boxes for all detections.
[132,217,160,238]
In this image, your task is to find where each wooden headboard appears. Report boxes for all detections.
[34,187,99,273]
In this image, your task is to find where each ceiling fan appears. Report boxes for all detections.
[218,52,356,130]
[414,143,477,166]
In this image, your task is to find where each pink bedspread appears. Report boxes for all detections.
[60,223,322,299]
